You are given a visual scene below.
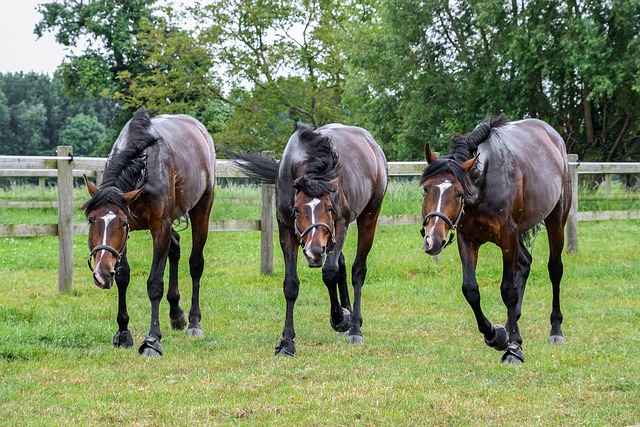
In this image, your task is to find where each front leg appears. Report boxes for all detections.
[500,235,526,364]
[113,252,134,348]
[457,236,506,349]
[139,220,172,357]
[276,224,300,356]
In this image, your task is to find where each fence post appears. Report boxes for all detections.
[566,154,579,254]
[260,151,275,274]
[57,146,74,293]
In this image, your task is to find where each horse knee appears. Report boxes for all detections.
[283,278,299,301]
[322,265,340,285]
[461,282,480,304]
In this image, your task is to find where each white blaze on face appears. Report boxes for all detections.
[424,180,452,249]
[433,180,452,225]
[95,211,116,269]
[304,198,321,257]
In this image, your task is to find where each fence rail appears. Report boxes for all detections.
[1,148,640,293]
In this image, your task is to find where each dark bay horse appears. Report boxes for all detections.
[228,123,388,356]
[419,114,571,364]
[83,107,215,356]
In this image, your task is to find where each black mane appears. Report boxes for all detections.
[292,123,340,198]
[419,114,509,193]
[83,107,158,214]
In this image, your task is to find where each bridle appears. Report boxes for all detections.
[420,198,465,249]
[294,216,337,253]
[87,222,130,272]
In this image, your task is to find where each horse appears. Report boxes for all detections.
[82,107,215,357]
[419,114,571,364]
[227,123,388,356]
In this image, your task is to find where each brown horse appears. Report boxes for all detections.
[83,107,215,356]
[227,123,388,356]
[419,114,571,363]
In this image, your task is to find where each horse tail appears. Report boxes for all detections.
[221,147,279,184]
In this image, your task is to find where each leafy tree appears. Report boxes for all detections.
[59,113,107,156]
[35,0,158,101]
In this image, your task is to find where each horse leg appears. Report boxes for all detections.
[167,229,188,330]
[138,220,172,357]
[324,238,351,336]
[545,213,566,344]
[337,252,352,313]
[499,234,526,364]
[113,252,134,348]
[276,225,300,356]
[458,237,509,352]
[185,198,213,337]
[505,237,533,338]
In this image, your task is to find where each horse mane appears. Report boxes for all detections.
[82,107,158,214]
[292,122,340,198]
[419,114,509,193]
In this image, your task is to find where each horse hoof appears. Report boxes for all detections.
[549,334,564,344]
[138,335,163,357]
[347,334,363,345]
[170,313,188,330]
[330,307,352,333]
[501,343,525,364]
[113,330,134,348]
[275,337,295,357]
[484,324,509,351]
[187,327,203,337]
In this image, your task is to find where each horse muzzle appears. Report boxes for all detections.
[303,243,327,268]
[93,268,115,289]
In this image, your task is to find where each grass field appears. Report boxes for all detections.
[1,182,639,426]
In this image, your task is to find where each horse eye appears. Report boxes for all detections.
[456,191,464,198]
[327,205,335,213]
[122,221,129,228]
[87,218,94,225]
[423,186,429,194]
[291,207,299,217]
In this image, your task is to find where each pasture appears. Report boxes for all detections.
[1,182,639,426]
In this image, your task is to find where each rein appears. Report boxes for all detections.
[421,199,465,249]
[87,223,130,272]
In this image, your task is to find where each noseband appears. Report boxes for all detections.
[87,223,130,272]
[294,220,337,253]
[421,199,465,249]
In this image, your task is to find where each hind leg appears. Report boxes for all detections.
[185,195,214,337]
[505,237,532,341]
[167,229,188,330]
[545,215,566,344]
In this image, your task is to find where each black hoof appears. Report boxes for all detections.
[501,342,525,364]
[138,334,163,357]
[170,312,188,330]
[548,334,564,344]
[330,307,352,333]
[275,337,295,357]
[484,325,509,351]
[113,330,134,348]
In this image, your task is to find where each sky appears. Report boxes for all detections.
[0,0,198,76]
[0,0,69,75]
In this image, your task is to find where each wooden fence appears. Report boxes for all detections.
[1,148,639,293]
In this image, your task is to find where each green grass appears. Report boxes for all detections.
[1,212,639,425]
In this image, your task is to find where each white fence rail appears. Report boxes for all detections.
[1,148,639,293]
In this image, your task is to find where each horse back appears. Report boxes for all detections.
[318,124,388,221]
[475,119,569,230]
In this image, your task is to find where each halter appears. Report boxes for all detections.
[294,220,337,253]
[87,223,130,272]
[420,199,465,249]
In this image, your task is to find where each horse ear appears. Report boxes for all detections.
[424,144,438,164]
[329,177,340,192]
[85,175,98,196]
[121,189,143,202]
[461,155,478,172]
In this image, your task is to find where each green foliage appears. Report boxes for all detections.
[59,114,107,156]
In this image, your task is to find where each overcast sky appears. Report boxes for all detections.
[0,0,69,75]
[0,0,197,76]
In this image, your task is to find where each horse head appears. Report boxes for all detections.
[420,144,476,256]
[292,178,338,268]
[84,178,141,289]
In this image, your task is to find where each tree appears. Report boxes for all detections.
[59,113,107,156]
[35,0,158,101]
